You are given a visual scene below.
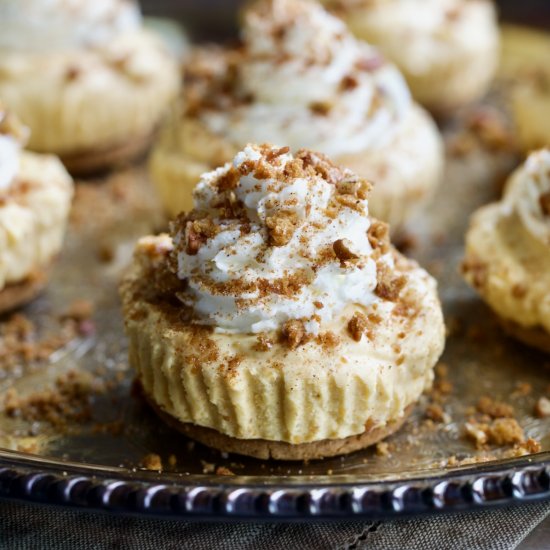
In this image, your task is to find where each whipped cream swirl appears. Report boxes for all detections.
[0,0,141,52]
[172,144,393,334]
[504,148,550,246]
[0,135,19,191]
[200,0,411,157]
[0,108,28,191]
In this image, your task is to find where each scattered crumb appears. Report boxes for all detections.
[141,453,162,471]
[465,418,525,449]
[215,466,235,476]
[464,421,488,448]
[281,319,307,349]
[435,362,449,378]
[425,403,450,423]
[376,441,391,457]
[465,106,517,153]
[0,313,80,373]
[488,418,525,446]
[201,460,215,474]
[534,397,550,418]
[91,420,124,436]
[476,396,514,419]
[168,454,177,467]
[3,370,105,430]
[504,438,542,458]
[512,382,533,397]
[61,299,94,322]
[97,243,115,263]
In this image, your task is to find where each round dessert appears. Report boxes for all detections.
[123,144,446,460]
[0,0,180,175]
[512,70,550,153]
[149,0,444,232]
[320,0,499,113]
[0,105,74,313]
[463,149,550,353]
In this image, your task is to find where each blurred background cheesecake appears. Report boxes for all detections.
[139,0,550,41]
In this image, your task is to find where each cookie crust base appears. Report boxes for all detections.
[499,318,550,355]
[60,130,155,176]
[0,269,49,315]
[144,390,414,461]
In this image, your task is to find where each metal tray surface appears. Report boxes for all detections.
[0,26,549,520]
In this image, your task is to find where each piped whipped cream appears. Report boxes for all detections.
[197,0,411,157]
[0,0,141,52]
[0,107,28,191]
[503,149,550,246]
[323,0,498,74]
[171,144,395,334]
[0,135,19,191]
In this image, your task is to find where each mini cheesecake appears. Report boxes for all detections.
[122,144,445,459]
[0,104,73,313]
[149,0,443,232]
[320,0,499,113]
[463,149,550,353]
[0,0,179,175]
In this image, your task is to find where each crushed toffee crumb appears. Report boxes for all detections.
[215,466,235,476]
[266,211,299,246]
[375,263,407,302]
[367,221,390,255]
[309,101,332,116]
[315,331,340,350]
[254,334,274,352]
[425,403,450,423]
[347,312,368,342]
[3,370,105,430]
[281,319,307,349]
[333,239,359,264]
[0,313,83,373]
[465,417,525,449]
[141,453,162,471]
[335,177,371,200]
[488,418,525,446]
[375,441,391,457]
[476,396,514,419]
[265,146,290,162]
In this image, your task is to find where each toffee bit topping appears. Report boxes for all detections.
[336,177,372,200]
[340,74,359,91]
[296,149,342,184]
[183,218,220,256]
[310,101,332,116]
[254,333,274,352]
[65,65,81,82]
[368,220,390,255]
[266,211,299,246]
[265,145,290,161]
[540,192,550,216]
[375,263,407,302]
[281,319,307,349]
[334,193,365,213]
[216,166,240,191]
[333,238,359,264]
[348,312,368,342]
[316,331,340,350]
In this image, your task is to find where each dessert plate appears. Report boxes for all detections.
[0,26,549,520]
